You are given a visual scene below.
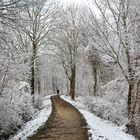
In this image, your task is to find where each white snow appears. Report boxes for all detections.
[61,95,136,140]
[17,81,30,91]
[10,95,52,140]
[10,94,136,140]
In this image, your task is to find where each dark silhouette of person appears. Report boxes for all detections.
[57,89,59,96]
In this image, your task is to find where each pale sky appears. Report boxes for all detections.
[60,0,100,16]
[60,0,87,6]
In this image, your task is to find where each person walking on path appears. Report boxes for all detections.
[57,89,60,96]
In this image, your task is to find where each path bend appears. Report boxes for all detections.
[29,95,89,140]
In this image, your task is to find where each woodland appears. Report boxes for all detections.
[0,0,140,140]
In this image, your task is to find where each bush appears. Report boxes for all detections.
[0,81,35,139]
[79,78,128,126]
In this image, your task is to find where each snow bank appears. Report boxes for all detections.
[10,95,52,140]
[62,95,136,140]
[77,78,128,125]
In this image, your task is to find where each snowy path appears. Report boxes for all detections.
[29,95,88,140]
[10,95,136,140]
[62,95,136,140]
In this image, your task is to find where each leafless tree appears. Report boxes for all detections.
[19,0,58,96]
[85,0,140,135]
[51,6,81,100]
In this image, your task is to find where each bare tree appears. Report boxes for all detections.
[19,0,58,96]
[85,0,140,135]
[0,0,27,96]
[86,46,101,96]
[52,6,81,100]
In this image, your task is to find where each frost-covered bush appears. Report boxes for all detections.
[0,81,35,139]
[79,78,128,125]
[33,95,43,110]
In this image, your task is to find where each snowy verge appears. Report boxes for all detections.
[10,95,52,140]
[61,95,136,140]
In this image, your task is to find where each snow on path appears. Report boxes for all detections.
[10,95,52,140]
[61,95,136,140]
[10,95,136,140]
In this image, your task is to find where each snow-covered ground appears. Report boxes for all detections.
[62,95,136,140]
[10,95,136,140]
[10,95,52,140]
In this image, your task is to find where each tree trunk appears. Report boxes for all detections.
[69,65,76,100]
[30,42,36,98]
[36,61,41,94]
[31,61,35,96]
[128,82,134,118]
[93,65,98,96]
[125,48,135,118]
[126,74,140,138]
[134,78,140,139]
[52,75,55,94]
[38,79,41,94]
